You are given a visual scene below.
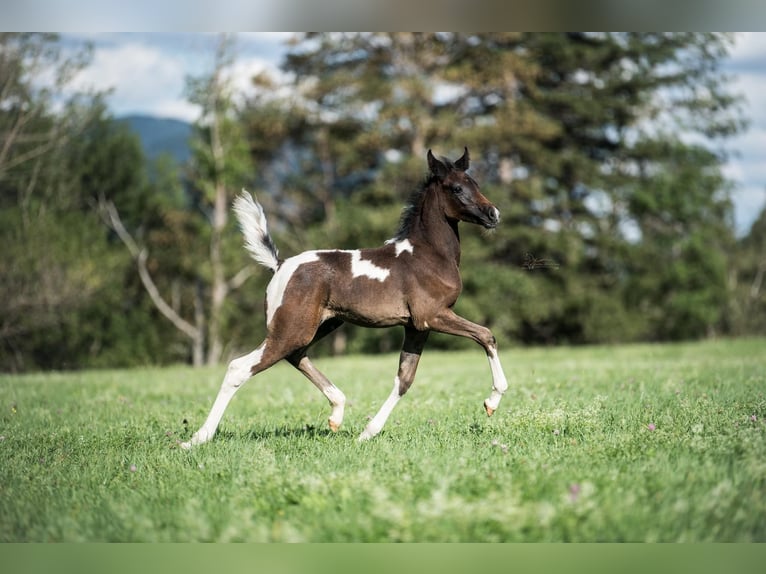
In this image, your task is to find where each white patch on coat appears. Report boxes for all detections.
[266,250,320,325]
[394,239,414,257]
[264,248,393,325]
[349,250,390,282]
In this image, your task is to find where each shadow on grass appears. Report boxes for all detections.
[215,424,344,442]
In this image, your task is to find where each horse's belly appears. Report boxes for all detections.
[328,284,409,328]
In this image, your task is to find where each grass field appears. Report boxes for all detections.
[1,338,765,542]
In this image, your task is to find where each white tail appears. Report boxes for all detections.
[232,190,279,272]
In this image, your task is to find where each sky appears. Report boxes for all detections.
[62,32,766,236]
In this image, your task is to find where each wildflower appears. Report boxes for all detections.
[129,464,137,473]
[491,439,499,446]
[0,435,5,441]
[569,483,581,502]
[500,443,509,454]
[553,429,560,436]
[751,415,757,423]
[647,423,656,431]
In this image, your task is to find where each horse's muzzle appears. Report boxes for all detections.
[482,206,500,229]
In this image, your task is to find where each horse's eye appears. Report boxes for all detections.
[451,184,463,194]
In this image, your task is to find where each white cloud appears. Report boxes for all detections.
[725,126,766,235]
[72,41,198,121]
[66,34,292,122]
[729,32,766,64]
[729,72,766,127]
[732,184,766,235]
[722,34,766,234]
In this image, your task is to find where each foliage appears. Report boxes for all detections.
[95,35,260,367]
[729,205,766,334]
[0,33,142,370]
[1,339,764,541]
[1,32,762,371]
[258,33,746,349]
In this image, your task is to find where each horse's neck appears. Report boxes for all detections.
[412,190,461,266]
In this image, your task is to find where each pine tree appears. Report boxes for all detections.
[268,32,744,346]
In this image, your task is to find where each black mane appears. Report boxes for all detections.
[390,173,438,241]
[390,156,469,241]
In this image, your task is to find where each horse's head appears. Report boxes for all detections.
[427,148,500,229]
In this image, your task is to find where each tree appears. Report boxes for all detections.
[438,33,744,342]
[0,34,97,183]
[99,35,256,366]
[0,33,113,371]
[269,33,744,346]
[186,35,256,364]
[728,199,766,335]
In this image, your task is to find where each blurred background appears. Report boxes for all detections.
[2,32,765,372]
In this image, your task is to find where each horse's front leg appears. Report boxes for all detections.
[429,309,509,416]
[358,327,430,442]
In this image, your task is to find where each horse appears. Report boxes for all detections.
[180,147,508,448]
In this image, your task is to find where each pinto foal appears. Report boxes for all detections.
[181,148,508,448]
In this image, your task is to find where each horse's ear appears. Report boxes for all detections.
[427,149,448,179]
[454,147,470,171]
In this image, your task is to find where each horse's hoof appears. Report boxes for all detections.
[484,401,495,417]
[328,419,340,432]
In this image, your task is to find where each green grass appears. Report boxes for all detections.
[1,338,765,542]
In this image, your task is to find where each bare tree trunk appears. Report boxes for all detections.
[750,259,766,300]
[205,44,229,366]
[207,179,228,365]
[98,195,205,365]
[193,281,206,367]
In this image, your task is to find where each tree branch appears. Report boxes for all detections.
[227,266,255,291]
[98,195,201,342]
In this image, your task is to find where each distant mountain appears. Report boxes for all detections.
[118,114,193,166]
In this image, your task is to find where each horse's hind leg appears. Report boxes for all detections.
[287,318,346,432]
[288,354,346,432]
[180,343,276,449]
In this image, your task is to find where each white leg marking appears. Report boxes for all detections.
[180,345,265,449]
[349,250,390,282]
[324,385,346,431]
[358,377,401,442]
[484,345,508,414]
[266,251,320,325]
